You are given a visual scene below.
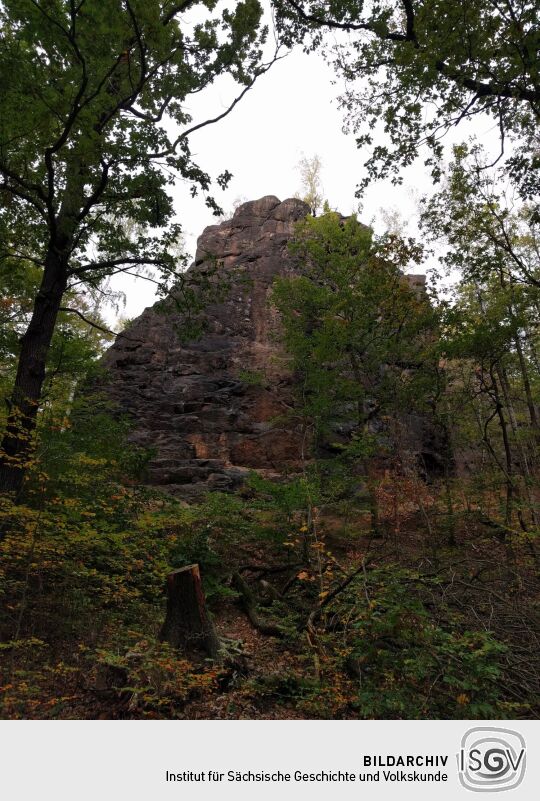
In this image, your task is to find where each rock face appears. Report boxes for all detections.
[102,195,439,498]
[102,196,309,498]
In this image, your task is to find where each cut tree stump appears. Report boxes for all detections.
[159,564,221,659]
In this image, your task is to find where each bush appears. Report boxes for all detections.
[316,566,513,719]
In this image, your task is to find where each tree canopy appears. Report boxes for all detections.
[274,0,540,196]
[0,0,270,285]
[0,0,270,492]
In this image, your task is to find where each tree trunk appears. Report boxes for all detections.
[503,276,540,441]
[491,372,514,529]
[160,564,221,659]
[0,247,67,495]
[513,333,540,438]
[497,364,538,528]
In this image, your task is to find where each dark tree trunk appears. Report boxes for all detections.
[492,378,514,530]
[514,333,540,438]
[0,247,67,495]
[160,564,221,659]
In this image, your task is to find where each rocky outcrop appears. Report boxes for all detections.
[102,196,310,498]
[101,195,438,498]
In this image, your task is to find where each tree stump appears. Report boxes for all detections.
[159,564,221,659]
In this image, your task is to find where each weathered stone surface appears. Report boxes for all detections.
[102,196,310,498]
[101,196,439,498]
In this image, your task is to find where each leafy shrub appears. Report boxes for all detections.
[319,566,513,719]
[94,635,218,718]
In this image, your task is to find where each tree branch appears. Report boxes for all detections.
[59,306,116,336]
[283,0,540,104]
[70,256,172,276]
[282,0,411,41]
[0,181,47,217]
[434,59,540,104]
[76,159,111,222]
[149,48,284,158]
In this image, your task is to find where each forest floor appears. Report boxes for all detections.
[2,501,538,720]
[186,514,539,720]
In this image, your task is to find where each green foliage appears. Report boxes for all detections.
[167,493,268,602]
[421,145,540,531]
[0,259,41,368]
[275,0,540,198]
[94,635,218,718]
[299,566,515,720]
[0,0,268,283]
[0,1,270,492]
[248,471,316,518]
[0,492,167,640]
[0,396,177,650]
[339,567,510,718]
[273,212,436,443]
[1,475,278,647]
[237,368,267,387]
[421,144,540,290]
[246,670,316,703]
[34,392,152,495]
[0,259,112,425]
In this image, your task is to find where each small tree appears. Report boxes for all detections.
[295,153,323,216]
[272,211,437,534]
[421,147,540,530]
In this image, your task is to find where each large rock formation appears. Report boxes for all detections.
[102,195,438,498]
[102,196,309,498]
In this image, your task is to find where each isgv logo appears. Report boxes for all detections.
[458,727,526,792]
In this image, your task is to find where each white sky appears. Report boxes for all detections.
[107,4,502,325]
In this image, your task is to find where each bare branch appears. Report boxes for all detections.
[149,49,285,158]
[59,305,116,336]
[70,256,172,276]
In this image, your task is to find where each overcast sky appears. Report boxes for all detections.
[107,3,501,325]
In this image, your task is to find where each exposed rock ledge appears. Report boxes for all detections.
[101,196,433,499]
[102,196,311,498]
